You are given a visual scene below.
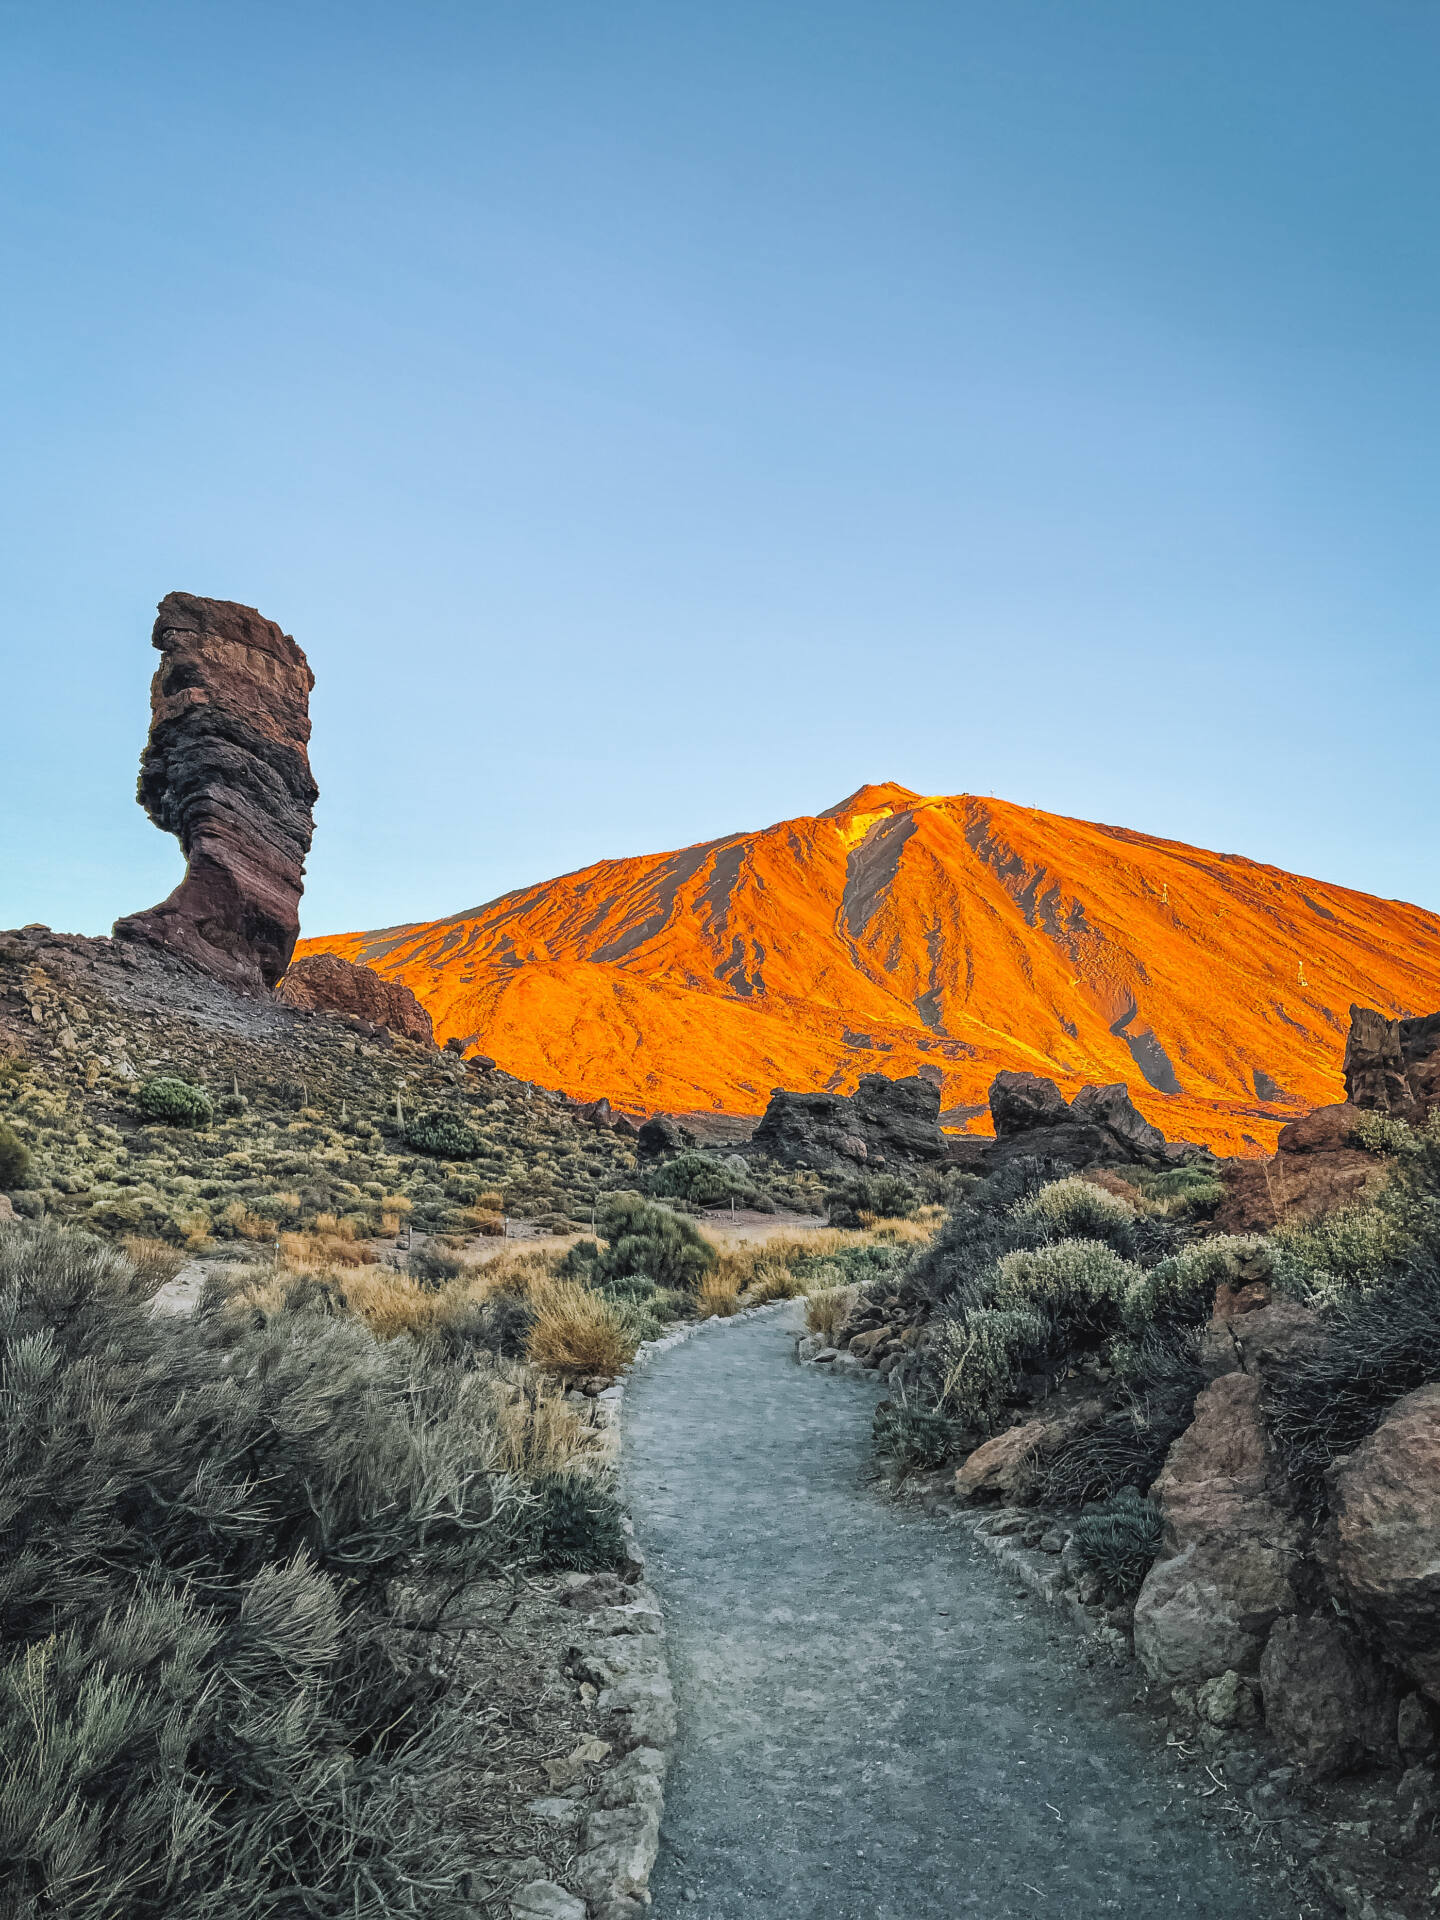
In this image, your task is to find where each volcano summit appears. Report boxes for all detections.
[297,784,1440,1155]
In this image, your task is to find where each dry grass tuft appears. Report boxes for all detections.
[280,1224,379,1271]
[805,1282,860,1341]
[338,1267,438,1339]
[525,1279,635,1377]
[744,1260,807,1305]
[487,1368,599,1477]
[119,1235,185,1291]
[696,1271,743,1318]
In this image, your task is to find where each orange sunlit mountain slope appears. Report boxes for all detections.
[296,784,1440,1155]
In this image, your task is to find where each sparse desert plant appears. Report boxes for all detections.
[118,1233,184,1291]
[409,1240,464,1288]
[744,1259,807,1304]
[334,1265,438,1339]
[134,1075,214,1128]
[873,1398,967,1471]
[525,1279,635,1376]
[934,1304,1051,1431]
[406,1108,482,1159]
[533,1472,630,1571]
[0,1120,31,1190]
[991,1238,1138,1334]
[1069,1488,1164,1596]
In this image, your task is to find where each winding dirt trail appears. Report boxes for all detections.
[621,1307,1295,1920]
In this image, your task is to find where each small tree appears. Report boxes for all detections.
[0,1121,30,1190]
[135,1076,213,1128]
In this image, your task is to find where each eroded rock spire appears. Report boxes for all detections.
[113,592,318,992]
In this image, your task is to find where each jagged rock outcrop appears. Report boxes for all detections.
[752,1073,946,1172]
[113,593,317,993]
[276,952,433,1045]
[984,1072,1193,1173]
[1343,1002,1440,1116]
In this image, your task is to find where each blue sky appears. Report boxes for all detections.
[3,0,1439,936]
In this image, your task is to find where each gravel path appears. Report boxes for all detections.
[621,1306,1287,1920]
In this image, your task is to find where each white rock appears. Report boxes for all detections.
[510,1883,587,1920]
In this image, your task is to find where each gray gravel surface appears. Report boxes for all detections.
[622,1307,1291,1920]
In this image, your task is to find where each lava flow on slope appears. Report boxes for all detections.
[296,783,1440,1155]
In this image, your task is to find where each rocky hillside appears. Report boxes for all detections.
[299,783,1440,1156]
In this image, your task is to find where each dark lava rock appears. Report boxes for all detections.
[984,1072,1191,1174]
[990,1071,1073,1137]
[753,1073,945,1171]
[113,593,318,993]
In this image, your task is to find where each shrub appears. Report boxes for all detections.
[827,1172,919,1228]
[533,1473,630,1572]
[1266,1255,1440,1515]
[430,1287,536,1360]
[595,1194,716,1293]
[1038,1330,1204,1506]
[1122,1234,1269,1335]
[650,1150,756,1208]
[0,1222,532,1918]
[135,1075,213,1128]
[409,1241,464,1288]
[405,1108,482,1159]
[745,1260,807,1304]
[934,1305,1051,1431]
[1012,1176,1135,1248]
[0,1121,30,1190]
[525,1280,636,1376]
[991,1238,1138,1334]
[873,1399,966,1470]
[1070,1488,1164,1595]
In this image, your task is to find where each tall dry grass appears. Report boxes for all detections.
[805,1283,860,1341]
[119,1235,185,1291]
[525,1279,635,1376]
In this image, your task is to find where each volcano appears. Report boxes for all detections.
[296,784,1440,1154]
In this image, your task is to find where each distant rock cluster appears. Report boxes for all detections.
[277,951,435,1046]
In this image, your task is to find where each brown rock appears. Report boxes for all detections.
[848,1327,891,1360]
[954,1397,1105,1502]
[1259,1613,1396,1777]
[276,953,434,1046]
[1344,1004,1415,1113]
[1214,1102,1386,1234]
[113,594,317,992]
[1322,1383,1440,1704]
[1133,1373,1302,1685]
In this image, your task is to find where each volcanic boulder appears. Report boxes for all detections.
[753,1073,945,1172]
[113,593,318,993]
[984,1073,1188,1173]
[276,952,434,1046]
[1215,1102,1385,1234]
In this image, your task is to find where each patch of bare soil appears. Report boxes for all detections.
[442,1572,631,1913]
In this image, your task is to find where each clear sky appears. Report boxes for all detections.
[3,0,1439,938]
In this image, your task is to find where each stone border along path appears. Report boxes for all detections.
[618,1300,1308,1920]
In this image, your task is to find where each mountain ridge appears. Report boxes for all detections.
[297,786,1440,1154]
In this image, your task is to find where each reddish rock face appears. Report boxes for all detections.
[276,952,434,1046]
[1215,1102,1386,1233]
[113,594,317,993]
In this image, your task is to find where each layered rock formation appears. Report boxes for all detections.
[113,593,317,993]
[751,1073,947,1172]
[1344,1003,1440,1116]
[276,952,433,1046]
[298,782,1440,1155]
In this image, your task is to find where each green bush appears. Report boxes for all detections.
[991,1238,1139,1334]
[0,1121,31,1190]
[934,1305,1051,1431]
[1122,1234,1270,1335]
[1070,1488,1164,1596]
[595,1194,716,1293]
[405,1108,482,1159]
[534,1474,630,1571]
[408,1241,464,1288]
[1038,1330,1204,1506]
[0,1222,531,1918]
[826,1172,920,1228]
[873,1399,967,1470]
[649,1150,757,1208]
[1012,1176,1135,1247]
[135,1075,214,1128]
